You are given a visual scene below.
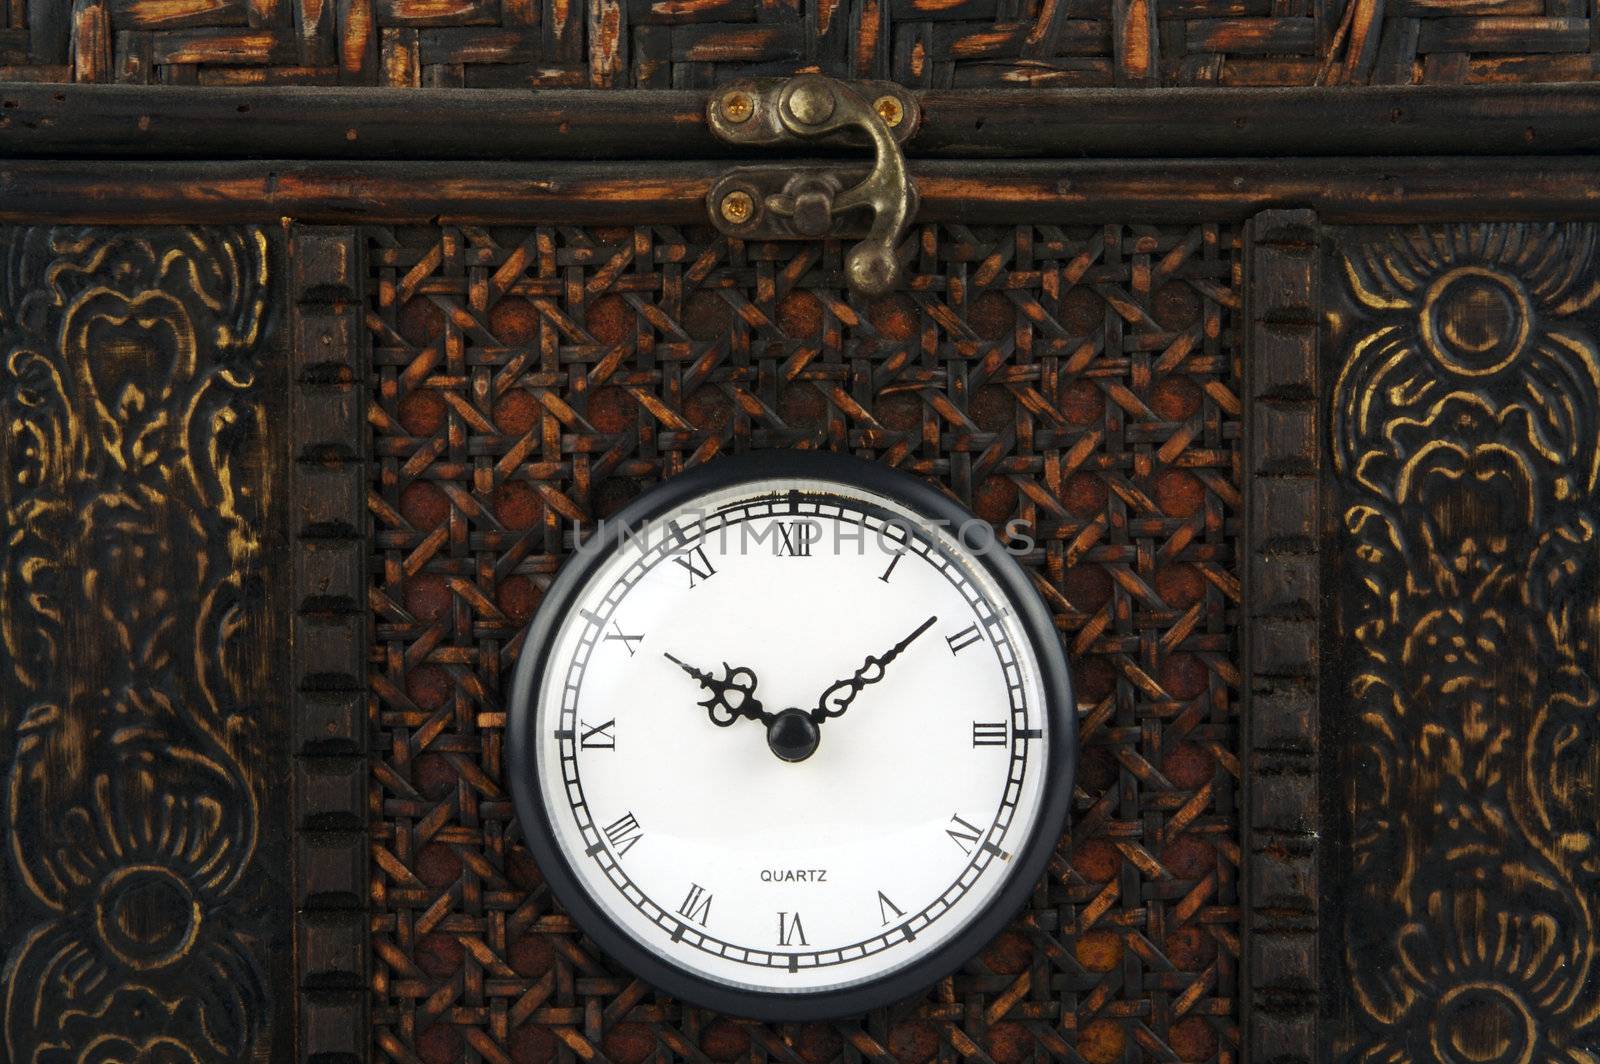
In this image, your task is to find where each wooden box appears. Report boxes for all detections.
[2,5,1598,1060]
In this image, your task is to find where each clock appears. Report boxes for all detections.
[507,451,1076,1019]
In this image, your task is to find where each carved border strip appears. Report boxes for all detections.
[289,225,371,1062]
[1242,208,1323,1062]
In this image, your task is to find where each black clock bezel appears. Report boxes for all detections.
[507,450,1078,1020]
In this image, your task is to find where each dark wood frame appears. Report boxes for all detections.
[1240,209,1322,1064]
[289,226,373,1060]
[7,83,1600,159]
[8,158,1600,228]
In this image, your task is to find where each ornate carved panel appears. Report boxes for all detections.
[0,226,288,1061]
[6,0,1599,89]
[1324,223,1600,1063]
[366,223,1244,1061]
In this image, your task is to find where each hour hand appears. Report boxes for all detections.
[813,615,937,722]
[664,652,770,727]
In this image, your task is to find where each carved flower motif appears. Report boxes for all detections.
[3,688,263,1063]
[1,228,274,1063]
[1333,223,1600,1063]
[1352,887,1598,1064]
[25,985,211,1064]
[1333,224,1600,507]
[1,229,269,696]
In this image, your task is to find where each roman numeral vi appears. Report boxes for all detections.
[777,911,807,947]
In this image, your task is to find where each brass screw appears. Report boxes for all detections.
[874,94,905,128]
[721,91,754,123]
[719,189,755,225]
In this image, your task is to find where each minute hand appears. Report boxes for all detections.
[812,616,937,723]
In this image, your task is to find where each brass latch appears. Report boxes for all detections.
[706,76,919,297]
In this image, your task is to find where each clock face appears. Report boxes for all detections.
[508,453,1075,1018]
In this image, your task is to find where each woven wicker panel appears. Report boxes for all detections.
[7,0,1598,88]
[366,222,1243,1063]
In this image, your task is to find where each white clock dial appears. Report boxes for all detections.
[510,456,1074,1016]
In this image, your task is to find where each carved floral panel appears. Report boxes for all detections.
[1326,223,1600,1064]
[0,227,288,1063]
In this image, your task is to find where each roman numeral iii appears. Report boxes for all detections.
[972,721,1007,747]
[946,624,983,654]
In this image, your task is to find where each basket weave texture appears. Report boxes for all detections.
[367,222,1243,1063]
[11,0,1598,88]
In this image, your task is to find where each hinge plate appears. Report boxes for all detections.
[706,76,920,296]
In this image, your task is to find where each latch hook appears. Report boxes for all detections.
[707,76,919,297]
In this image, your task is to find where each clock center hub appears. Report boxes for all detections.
[766,707,821,762]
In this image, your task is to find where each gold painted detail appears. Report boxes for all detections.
[1330,224,1600,1064]
[0,227,274,1062]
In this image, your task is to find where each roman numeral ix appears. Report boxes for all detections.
[580,718,616,750]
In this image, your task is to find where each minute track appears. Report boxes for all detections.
[503,444,1082,1020]
[551,498,1037,975]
